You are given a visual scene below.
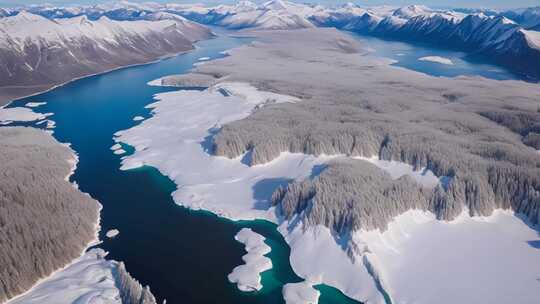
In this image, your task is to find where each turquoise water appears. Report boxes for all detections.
[349,32,520,81]
[5,33,360,304]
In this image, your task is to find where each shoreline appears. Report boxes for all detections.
[0,45,202,109]
[4,137,103,304]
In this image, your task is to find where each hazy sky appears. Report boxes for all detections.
[1,0,538,9]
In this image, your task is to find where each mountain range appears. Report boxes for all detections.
[0,0,539,99]
[0,9,211,105]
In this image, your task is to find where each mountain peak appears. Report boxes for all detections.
[262,0,288,11]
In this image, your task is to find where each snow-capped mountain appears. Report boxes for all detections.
[0,11,211,104]
[1,1,539,78]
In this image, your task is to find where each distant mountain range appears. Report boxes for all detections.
[1,1,539,80]
[0,10,211,105]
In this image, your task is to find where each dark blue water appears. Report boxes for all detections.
[5,33,359,304]
[349,32,519,81]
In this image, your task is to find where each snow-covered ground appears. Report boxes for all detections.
[355,156,444,189]
[279,222,384,304]
[8,249,121,304]
[213,82,300,105]
[282,280,321,304]
[0,106,51,124]
[115,82,334,221]
[228,228,272,292]
[355,209,540,304]
[418,56,454,65]
[114,78,540,304]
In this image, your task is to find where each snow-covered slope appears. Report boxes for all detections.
[0,11,211,105]
[8,249,158,304]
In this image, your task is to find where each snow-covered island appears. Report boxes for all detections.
[228,228,272,292]
[114,28,540,304]
[419,56,454,65]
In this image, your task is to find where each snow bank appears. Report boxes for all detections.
[106,229,120,238]
[228,228,272,292]
[356,209,540,304]
[25,102,46,108]
[115,85,334,221]
[418,56,454,65]
[8,249,121,304]
[282,280,320,304]
[0,107,51,123]
[279,222,385,304]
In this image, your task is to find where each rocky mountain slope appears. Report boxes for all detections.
[0,11,211,106]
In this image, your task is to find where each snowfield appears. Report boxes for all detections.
[282,280,320,304]
[355,209,540,304]
[0,106,51,124]
[8,249,121,304]
[418,56,454,65]
[228,228,272,292]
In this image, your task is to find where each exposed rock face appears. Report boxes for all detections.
[180,29,540,234]
[0,12,212,106]
[0,127,100,302]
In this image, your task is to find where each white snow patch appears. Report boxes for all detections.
[113,149,126,155]
[522,29,540,50]
[279,222,385,304]
[133,116,145,121]
[46,120,56,129]
[110,143,122,151]
[355,209,540,304]
[418,56,454,65]
[7,249,121,304]
[25,101,46,108]
[0,107,51,123]
[147,78,162,86]
[228,228,272,292]
[354,155,444,189]
[212,82,300,105]
[106,229,120,239]
[115,87,333,221]
[283,280,321,304]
